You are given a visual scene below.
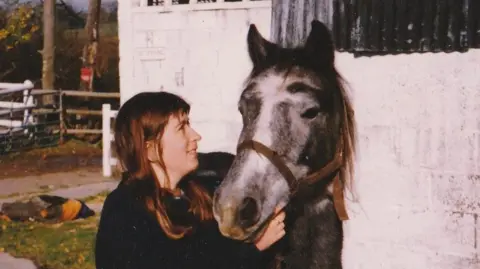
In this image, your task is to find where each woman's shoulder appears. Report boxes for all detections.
[101,178,150,219]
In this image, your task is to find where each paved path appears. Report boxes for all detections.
[0,253,37,269]
[0,170,116,198]
[0,170,119,269]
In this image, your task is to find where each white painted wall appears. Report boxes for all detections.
[118,1,480,267]
[118,1,272,152]
[338,50,480,269]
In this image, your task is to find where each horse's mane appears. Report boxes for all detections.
[335,71,357,200]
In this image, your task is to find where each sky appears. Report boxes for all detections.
[66,0,116,11]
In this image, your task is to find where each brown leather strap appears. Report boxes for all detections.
[302,138,344,184]
[237,140,299,191]
[237,138,349,220]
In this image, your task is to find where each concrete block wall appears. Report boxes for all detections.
[126,5,271,153]
[118,2,480,267]
[337,51,480,268]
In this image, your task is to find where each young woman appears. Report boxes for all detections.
[95,91,286,269]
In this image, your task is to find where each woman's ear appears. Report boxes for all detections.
[146,141,160,162]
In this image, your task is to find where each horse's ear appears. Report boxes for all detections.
[247,24,277,67]
[304,20,335,66]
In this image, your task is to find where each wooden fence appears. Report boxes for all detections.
[102,104,118,177]
[31,89,120,141]
[0,81,120,153]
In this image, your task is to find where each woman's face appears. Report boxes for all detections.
[161,112,202,181]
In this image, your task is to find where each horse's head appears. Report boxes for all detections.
[213,20,356,241]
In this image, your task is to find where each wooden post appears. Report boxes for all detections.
[22,80,34,133]
[42,0,55,105]
[80,0,102,93]
[102,103,112,177]
[59,91,65,144]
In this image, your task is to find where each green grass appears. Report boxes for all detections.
[0,216,99,269]
[84,190,110,203]
[0,139,101,162]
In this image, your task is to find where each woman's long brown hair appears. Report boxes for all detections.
[114,91,213,239]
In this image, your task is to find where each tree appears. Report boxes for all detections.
[42,0,55,105]
[0,2,40,79]
[80,0,101,92]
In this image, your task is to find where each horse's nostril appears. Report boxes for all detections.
[238,197,260,228]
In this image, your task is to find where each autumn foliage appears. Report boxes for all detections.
[0,3,39,50]
[0,1,119,92]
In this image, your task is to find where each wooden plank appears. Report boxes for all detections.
[32,108,60,115]
[0,119,23,128]
[0,81,33,96]
[382,0,395,51]
[65,129,102,134]
[315,0,334,33]
[271,0,322,48]
[31,89,120,98]
[61,90,120,98]
[467,0,480,47]
[0,127,23,135]
[270,0,285,43]
[368,0,381,51]
[395,0,408,51]
[333,0,351,51]
[356,0,369,51]
[65,109,103,116]
[408,0,423,51]
[0,101,35,109]
[447,0,462,51]
[0,107,36,117]
[422,0,435,51]
[31,89,59,96]
[285,0,297,48]
[476,0,480,48]
[460,0,470,48]
[33,108,102,116]
[349,0,358,50]
[434,0,449,50]
[304,0,316,41]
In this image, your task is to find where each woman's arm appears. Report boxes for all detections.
[95,192,187,269]
[200,208,286,269]
[196,223,264,269]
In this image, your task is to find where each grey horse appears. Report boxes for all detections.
[212,20,357,269]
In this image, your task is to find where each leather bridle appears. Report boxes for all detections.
[236,134,349,221]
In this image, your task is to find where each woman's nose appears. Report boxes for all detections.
[190,127,201,141]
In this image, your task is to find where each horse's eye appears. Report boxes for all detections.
[301,107,320,119]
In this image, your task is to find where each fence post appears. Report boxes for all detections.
[22,80,34,134]
[59,91,65,144]
[102,104,112,177]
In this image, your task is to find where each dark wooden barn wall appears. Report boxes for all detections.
[271,0,480,55]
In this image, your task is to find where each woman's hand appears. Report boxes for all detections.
[254,207,286,251]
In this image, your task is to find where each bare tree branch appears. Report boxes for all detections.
[57,0,86,25]
[0,63,16,81]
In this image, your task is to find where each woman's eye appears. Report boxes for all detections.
[301,107,320,119]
